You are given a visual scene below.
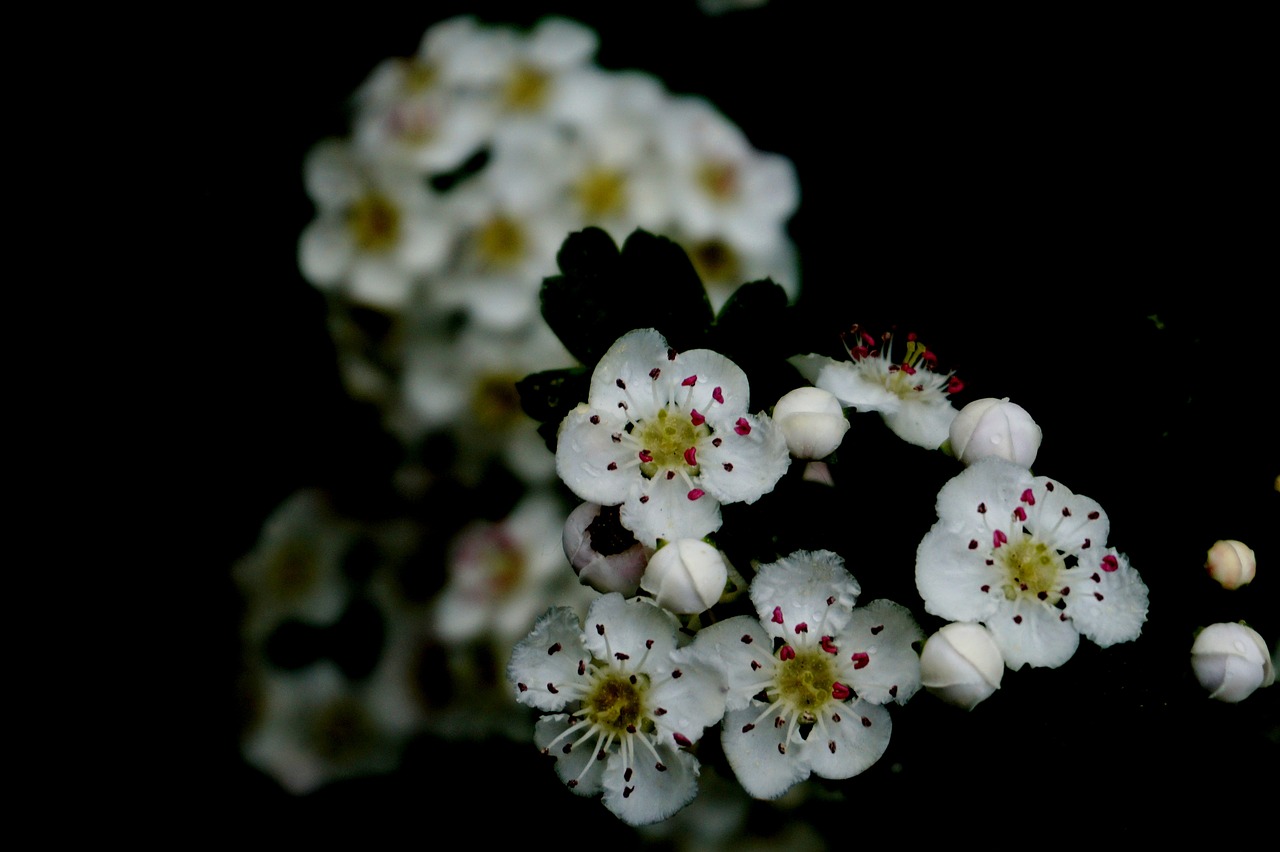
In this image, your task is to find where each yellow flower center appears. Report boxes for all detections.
[504,65,550,111]
[636,408,708,478]
[773,648,838,724]
[476,216,526,268]
[585,670,651,736]
[999,536,1065,603]
[576,168,627,218]
[348,193,401,251]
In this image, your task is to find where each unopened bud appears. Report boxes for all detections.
[1205,539,1256,590]
[1191,622,1274,702]
[919,622,1004,710]
[949,397,1042,468]
[772,387,850,459]
[640,539,728,614]
[563,502,651,595]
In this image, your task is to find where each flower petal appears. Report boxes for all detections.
[799,699,891,781]
[619,468,723,547]
[880,400,957,450]
[843,599,924,705]
[556,403,633,505]
[698,414,790,504]
[1063,548,1149,648]
[986,599,1080,670]
[677,616,768,712]
[601,742,700,825]
[720,706,809,800]
[588,328,672,417]
[507,607,588,711]
[581,593,680,663]
[535,714,604,796]
[750,550,860,639]
[915,524,1004,624]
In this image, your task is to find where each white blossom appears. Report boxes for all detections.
[916,458,1149,669]
[556,328,790,547]
[949,397,1042,468]
[686,550,922,799]
[508,594,725,825]
[1191,622,1275,702]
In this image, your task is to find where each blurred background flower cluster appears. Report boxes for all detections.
[198,2,1275,843]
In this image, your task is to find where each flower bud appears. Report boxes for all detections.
[1204,539,1256,590]
[1191,622,1275,702]
[640,539,728,614]
[949,397,1042,468]
[919,622,1004,710]
[563,502,652,595]
[772,387,850,459]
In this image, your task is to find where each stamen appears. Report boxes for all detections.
[672,732,692,747]
[690,409,705,426]
[1020,489,1036,506]
[681,375,697,387]
[870,625,884,635]
[1101,555,1119,572]
[638,450,653,463]
[548,642,562,655]
[831,682,852,700]
[771,606,784,624]
[819,636,838,654]
[684,447,697,466]
[712,387,724,404]
[993,530,1008,548]
[1087,511,1100,520]
[794,622,808,634]
[687,489,704,500]
[734,418,751,435]
[648,368,660,380]
[851,652,869,669]
[590,415,600,424]
[779,644,795,661]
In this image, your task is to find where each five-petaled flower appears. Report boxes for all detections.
[507,593,725,825]
[685,550,922,799]
[556,328,789,546]
[791,327,962,450]
[915,458,1149,669]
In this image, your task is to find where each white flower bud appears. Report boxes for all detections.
[949,397,1042,468]
[1204,539,1256,590]
[640,539,728,614]
[563,502,652,595]
[1191,622,1275,702]
[919,622,1004,710]
[772,387,850,459]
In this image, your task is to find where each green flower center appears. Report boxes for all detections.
[773,648,837,724]
[1000,536,1065,603]
[636,408,708,478]
[585,670,651,735]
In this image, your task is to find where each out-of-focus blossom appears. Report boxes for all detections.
[555,328,789,547]
[562,502,652,595]
[772,386,849,459]
[507,594,725,825]
[916,458,1149,670]
[949,397,1042,469]
[298,139,451,310]
[1204,539,1256,590]
[687,550,922,800]
[919,622,1004,710]
[1191,622,1275,702]
[792,330,961,450]
[234,490,353,642]
[640,539,729,614]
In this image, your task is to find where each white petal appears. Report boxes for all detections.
[880,399,957,450]
[589,329,672,415]
[601,742,699,825]
[535,714,604,796]
[349,258,414,309]
[750,550,860,640]
[507,607,588,710]
[986,599,1080,670]
[1029,474,1110,554]
[720,706,809,800]
[581,593,680,663]
[1063,548,1149,648]
[681,616,771,711]
[934,458,1031,533]
[670,347,751,416]
[814,361,900,412]
[799,699,891,781]
[698,413,790,504]
[843,600,924,705]
[298,219,353,286]
[555,404,634,505]
[915,524,1004,624]
[619,469,723,547]
[648,660,727,746]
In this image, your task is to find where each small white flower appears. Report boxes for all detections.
[556,328,790,547]
[791,329,962,450]
[508,594,726,825]
[919,622,1004,711]
[563,502,653,596]
[916,458,1150,670]
[771,387,849,459]
[640,539,729,614]
[1191,622,1275,702]
[1204,539,1256,590]
[949,397,1042,468]
[686,550,922,800]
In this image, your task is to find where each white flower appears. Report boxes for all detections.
[791,329,962,450]
[507,594,726,825]
[686,550,922,800]
[555,328,790,547]
[919,622,1004,711]
[1191,622,1275,702]
[771,386,849,459]
[641,539,729,614]
[563,502,653,596]
[949,397,1042,468]
[916,458,1150,670]
[1204,539,1256,590]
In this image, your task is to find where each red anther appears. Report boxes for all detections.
[771,606,784,624]
[683,447,697,466]
[638,450,653,462]
[712,387,724,404]
[947,376,965,394]
[673,733,692,747]
[850,346,869,360]
[851,652,869,670]
[794,622,808,634]
[779,645,796,661]
[690,409,705,426]
[831,682,852,700]
[861,332,875,347]
[1014,506,1027,522]
[993,529,1008,548]
[1020,489,1036,506]
[687,489,705,500]
[901,364,916,376]
[734,418,751,435]
[922,350,938,365]
[681,375,697,387]
[907,332,918,342]
[1101,554,1120,572]
[819,636,838,654]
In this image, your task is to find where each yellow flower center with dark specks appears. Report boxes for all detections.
[636,408,708,479]
[1000,537,1065,603]
[774,648,837,723]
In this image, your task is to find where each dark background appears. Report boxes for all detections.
[191,3,1275,839]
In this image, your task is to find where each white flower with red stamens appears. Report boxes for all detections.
[685,550,922,800]
[508,593,725,825]
[556,328,790,547]
[791,327,962,450]
[916,458,1150,670]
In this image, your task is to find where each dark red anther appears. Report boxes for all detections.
[681,375,697,387]
[1020,489,1036,506]
[616,378,626,389]
[1101,554,1119,572]
[794,622,808,634]
[517,683,527,692]
[861,717,872,727]
[779,644,796,661]
[742,723,755,733]
[649,368,661,380]
[590,414,600,424]
[667,348,677,361]
[615,652,629,660]
[673,733,692,747]
[683,447,697,466]
[993,529,1008,548]
[712,387,724,404]
[969,539,979,550]
[978,502,987,513]
[851,652,869,670]
[638,450,653,463]
[607,462,617,470]
[639,495,649,503]
[740,634,753,644]
[947,376,965,394]
[828,741,837,753]
[870,625,884,635]
[1013,615,1023,624]
[578,660,585,676]
[548,642,562,655]
[901,364,917,376]
[690,409,705,426]
[687,489,704,500]
[1087,511,1100,520]
[596,624,605,635]
[712,437,722,447]
[734,418,751,435]
[723,462,733,471]
[819,636,838,654]
[1014,506,1027,521]
[547,683,559,693]
[771,606,784,624]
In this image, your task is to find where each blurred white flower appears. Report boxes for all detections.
[919,622,1004,710]
[641,539,729,614]
[772,386,849,459]
[1191,622,1275,702]
[949,397,1042,468]
[556,328,790,547]
[507,594,725,825]
[916,458,1149,670]
[1204,539,1256,590]
[687,550,922,800]
[792,329,962,450]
